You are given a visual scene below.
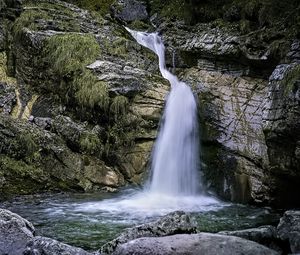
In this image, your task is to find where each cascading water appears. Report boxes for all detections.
[41,28,223,223]
[125,28,201,196]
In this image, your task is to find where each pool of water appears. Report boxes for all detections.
[0,189,281,251]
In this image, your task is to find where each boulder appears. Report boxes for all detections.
[219,225,281,251]
[100,211,197,254]
[277,210,300,253]
[111,0,148,23]
[112,233,279,255]
[0,209,35,255]
[23,236,92,255]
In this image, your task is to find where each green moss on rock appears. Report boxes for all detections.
[75,71,109,109]
[110,95,128,116]
[45,34,100,77]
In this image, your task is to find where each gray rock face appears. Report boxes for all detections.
[219,225,281,251]
[277,210,300,253]
[0,82,16,114]
[112,0,148,22]
[24,236,92,255]
[112,233,279,255]
[0,209,35,255]
[262,59,300,207]
[100,211,197,254]
[182,68,269,204]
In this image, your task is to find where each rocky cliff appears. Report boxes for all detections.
[0,0,299,208]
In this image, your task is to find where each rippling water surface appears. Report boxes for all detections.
[1,189,281,251]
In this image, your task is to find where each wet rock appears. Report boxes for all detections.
[24,236,92,255]
[277,210,300,253]
[219,225,281,251]
[112,233,279,255]
[182,68,269,204]
[0,209,35,255]
[100,211,197,254]
[112,0,148,23]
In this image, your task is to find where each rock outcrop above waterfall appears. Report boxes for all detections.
[0,0,167,196]
[112,233,279,255]
[100,211,197,254]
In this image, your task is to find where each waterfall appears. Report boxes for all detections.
[126,28,202,196]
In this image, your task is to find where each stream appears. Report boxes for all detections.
[0,189,281,251]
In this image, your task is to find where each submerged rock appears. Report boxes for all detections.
[24,236,92,255]
[0,209,35,255]
[112,233,279,255]
[100,211,197,254]
[277,210,300,253]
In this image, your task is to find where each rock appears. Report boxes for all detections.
[277,210,300,253]
[112,0,148,23]
[0,209,35,255]
[0,82,16,114]
[219,225,281,251]
[100,211,197,254]
[262,60,300,207]
[112,232,279,255]
[182,67,270,204]
[24,236,92,255]
[30,116,52,130]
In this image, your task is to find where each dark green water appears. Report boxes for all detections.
[0,190,281,251]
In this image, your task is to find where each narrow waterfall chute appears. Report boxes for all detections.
[126,27,202,196]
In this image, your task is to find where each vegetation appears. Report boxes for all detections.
[75,71,109,109]
[282,64,300,95]
[79,132,102,155]
[0,52,17,85]
[45,34,100,77]
[43,33,110,109]
[110,95,129,117]
[12,9,50,38]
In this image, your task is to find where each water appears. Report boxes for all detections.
[0,191,281,251]
[125,28,201,196]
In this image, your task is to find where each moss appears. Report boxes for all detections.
[45,34,100,77]
[129,20,150,30]
[79,132,102,155]
[12,9,50,39]
[103,37,129,58]
[239,19,251,34]
[110,95,129,117]
[282,64,300,95]
[44,33,109,109]
[75,71,109,109]
[0,52,17,85]
[0,155,42,177]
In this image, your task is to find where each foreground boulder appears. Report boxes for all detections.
[219,225,281,251]
[24,236,93,255]
[112,233,279,255]
[277,210,300,253]
[0,209,35,255]
[100,211,197,254]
